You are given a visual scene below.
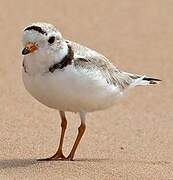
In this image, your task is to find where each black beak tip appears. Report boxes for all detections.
[22,48,30,55]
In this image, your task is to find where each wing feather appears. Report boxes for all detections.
[65,40,133,90]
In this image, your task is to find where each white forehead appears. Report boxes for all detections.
[22,22,62,45]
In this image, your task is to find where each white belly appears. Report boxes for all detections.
[22,65,121,112]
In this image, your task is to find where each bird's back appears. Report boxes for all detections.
[66,40,134,90]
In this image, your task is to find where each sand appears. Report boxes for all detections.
[0,0,173,179]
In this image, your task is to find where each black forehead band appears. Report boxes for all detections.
[24,25,47,35]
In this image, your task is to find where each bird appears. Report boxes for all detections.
[21,22,161,161]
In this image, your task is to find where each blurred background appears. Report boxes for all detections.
[0,0,173,179]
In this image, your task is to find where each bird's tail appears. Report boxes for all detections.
[141,77,162,85]
[125,73,161,88]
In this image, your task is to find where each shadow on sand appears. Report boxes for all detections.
[0,158,109,170]
[0,158,170,170]
[0,159,37,170]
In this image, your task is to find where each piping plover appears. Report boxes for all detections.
[21,22,161,161]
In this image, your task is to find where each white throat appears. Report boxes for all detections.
[23,42,68,76]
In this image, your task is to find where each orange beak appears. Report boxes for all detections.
[22,42,38,55]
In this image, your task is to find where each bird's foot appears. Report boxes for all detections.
[65,154,74,161]
[37,152,66,161]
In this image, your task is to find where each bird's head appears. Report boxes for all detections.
[22,22,68,60]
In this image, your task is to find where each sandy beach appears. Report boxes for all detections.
[0,0,173,179]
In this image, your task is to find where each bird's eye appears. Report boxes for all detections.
[48,36,55,44]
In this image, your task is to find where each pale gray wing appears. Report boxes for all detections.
[66,40,133,90]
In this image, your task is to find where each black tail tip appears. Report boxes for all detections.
[143,77,162,84]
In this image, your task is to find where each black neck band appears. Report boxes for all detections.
[49,45,74,73]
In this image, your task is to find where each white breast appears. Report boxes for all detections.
[22,64,122,112]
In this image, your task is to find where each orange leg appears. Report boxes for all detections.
[38,111,67,161]
[66,112,86,161]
